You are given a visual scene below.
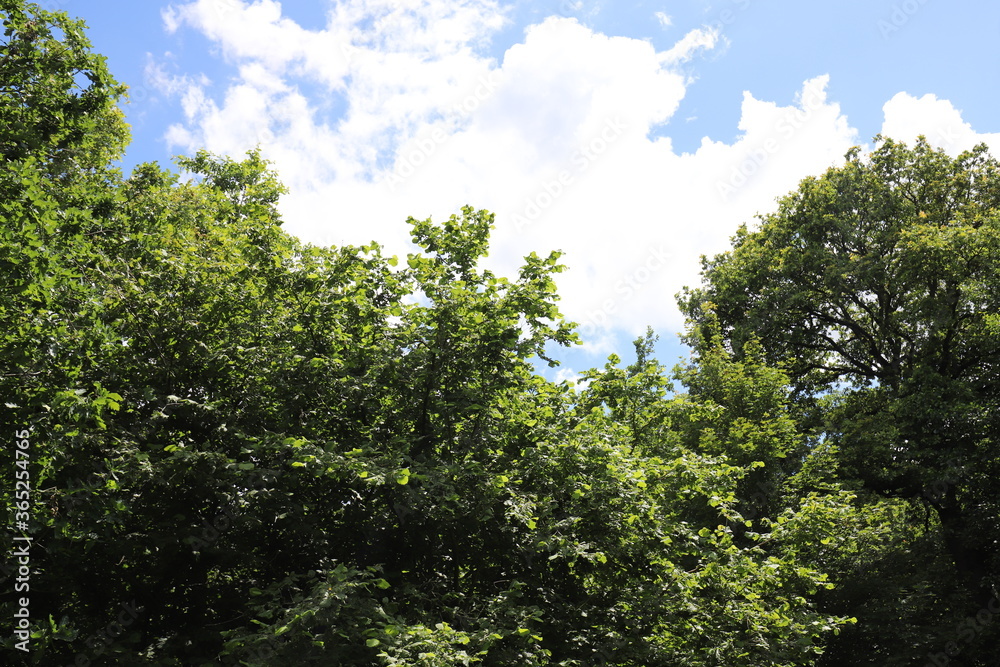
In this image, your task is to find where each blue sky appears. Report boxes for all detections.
[60,0,1000,380]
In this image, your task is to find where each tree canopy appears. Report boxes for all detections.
[681,137,1000,665]
[2,2,998,666]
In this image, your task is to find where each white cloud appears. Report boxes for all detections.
[553,367,583,386]
[881,92,1000,155]
[658,26,718,65]
[655,11,672,29]
[144,57,210,97]
[163,0,353,85]
[151,1,1000,353]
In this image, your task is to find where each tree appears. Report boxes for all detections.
[4,175,851,662]
[0,0,127,171]
[680,137,1000,665]
[3,3,855,663]
[1,0,130,419]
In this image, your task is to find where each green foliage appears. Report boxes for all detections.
[1,127,850,662]
[681,136,1000,665]
[8,3,977,664]
[0,0,128,172]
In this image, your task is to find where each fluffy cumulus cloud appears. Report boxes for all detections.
[881,92,1000,156]
[150,0,997,356]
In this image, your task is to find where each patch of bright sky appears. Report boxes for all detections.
[669,1,1000,153]
[63,0,217,168]
[56,0,1000,381]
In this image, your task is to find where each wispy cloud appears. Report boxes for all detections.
[658,25,717,65]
